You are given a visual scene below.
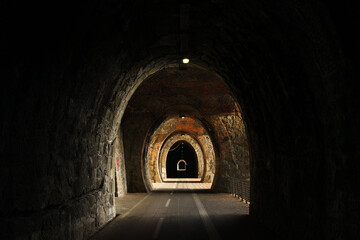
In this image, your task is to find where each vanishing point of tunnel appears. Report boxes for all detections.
[1,1,359,240]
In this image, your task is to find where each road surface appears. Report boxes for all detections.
[90,189,279,240]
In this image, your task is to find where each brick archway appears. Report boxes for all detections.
[159,133,205,181]
[144,116,216,190]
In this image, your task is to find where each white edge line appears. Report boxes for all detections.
[152,217,165,239]
[119,194,151,219]
[192,193,221,240]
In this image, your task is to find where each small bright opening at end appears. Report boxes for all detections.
[182,58,189,64]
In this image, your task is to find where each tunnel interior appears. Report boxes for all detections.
[2,1,359,240]
[121,67,247,191]
[166,141,198,178]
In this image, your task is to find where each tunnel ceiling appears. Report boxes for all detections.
[124,67,236,118]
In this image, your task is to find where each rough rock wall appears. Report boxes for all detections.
[222,113,250,179]
[114,128,127,197]
[122,114,152,192]
[1,60,118,239]
[213,112,250,193]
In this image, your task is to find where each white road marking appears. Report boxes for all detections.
[152,217,165,239]
[119,194,151,219]
[192,193,221,240]
[165,199,171,207]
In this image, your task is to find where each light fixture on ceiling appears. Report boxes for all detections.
[182,58,189,64]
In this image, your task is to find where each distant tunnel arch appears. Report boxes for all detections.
[166,140,197,178]
[159,133,205,181]
[143,116,217,190]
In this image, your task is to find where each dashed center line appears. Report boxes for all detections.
[165,199,171,207]
[152,217,165,239]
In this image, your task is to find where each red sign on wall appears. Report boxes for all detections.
[116,157,120,169]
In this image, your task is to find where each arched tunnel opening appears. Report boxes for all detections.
[166,141,198,178]
[121,66,245,192]
[2,1,359,240]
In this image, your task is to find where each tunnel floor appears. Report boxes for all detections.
[90,190,280,240]
[152,181,211,191]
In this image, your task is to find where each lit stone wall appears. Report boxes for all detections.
[113,128,127,197]
[209,110,250,192]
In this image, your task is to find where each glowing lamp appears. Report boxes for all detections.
[182,58,189,64]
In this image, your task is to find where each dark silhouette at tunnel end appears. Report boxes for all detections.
[166,141,198,178]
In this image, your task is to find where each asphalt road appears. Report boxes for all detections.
[90,191,279,240]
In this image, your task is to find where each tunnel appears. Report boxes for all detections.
[1,1,359,240]
[166,141,198,179]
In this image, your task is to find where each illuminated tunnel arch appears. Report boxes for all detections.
[144,116,216,191]
[159,133,205,181]
[177,159,187,171]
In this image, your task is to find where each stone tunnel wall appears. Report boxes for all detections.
[1,1,359,240]
[122,113,152,192]
[1,72,118,239]
[224,112,250,180]
[212,111,250,192]
[114,128,127,197]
